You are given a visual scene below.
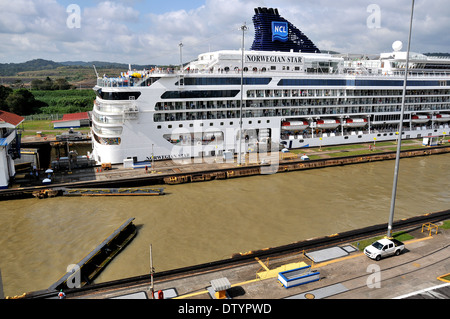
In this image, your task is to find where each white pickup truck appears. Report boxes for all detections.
[364,238,405,261]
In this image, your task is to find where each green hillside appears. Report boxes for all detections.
[0,59,159,89]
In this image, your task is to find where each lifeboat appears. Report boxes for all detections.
[343,118,368,128]
[315,119,340,130]
[411,115,430,124]
[281,120,309,131]
[434,114,450,122]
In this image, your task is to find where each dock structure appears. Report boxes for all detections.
[18,209,450,300]
[1,143,449,201]
[48,218,137,292]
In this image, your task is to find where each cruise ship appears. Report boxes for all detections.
[91,7,450,164]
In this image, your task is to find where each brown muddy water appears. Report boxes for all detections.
[0,154,449,296]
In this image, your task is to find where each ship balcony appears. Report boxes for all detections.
[92,123,123,137]
[92,113,124,125]
[94,102,139,122]
[94,99,133,114]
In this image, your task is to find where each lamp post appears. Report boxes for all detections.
[238,23,247,166]
[151,143,154,173]
[387,0,415,238]
[179,42,183,73]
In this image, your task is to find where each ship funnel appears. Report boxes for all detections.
[250,8,320,53]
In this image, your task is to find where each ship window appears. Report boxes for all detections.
[168,125,172,129]
[96,91,141,100]
[278,78,442,87]
[161,90,240,99]
[178,77,272,86]
[157,125,161,129]
[271,66,276,70]
[179,124,183,128]
[141,77,161,87]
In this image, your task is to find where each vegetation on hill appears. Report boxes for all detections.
[31,77,72,90]
[0,86,46,115]
[0,58,156,78]
[0,84,95,115]
[0,59,131,115]
[0,58,165,91]
[32,89,95,114]
[0,59,62,76]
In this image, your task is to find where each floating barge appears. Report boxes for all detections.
[61,187,165,197]
[49,218,137,292]
[31,187,164,198]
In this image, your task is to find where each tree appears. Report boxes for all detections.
[31,77,72,90]
[31,79,44,90]
[52,78,72,90]
[0,85,13,111]
[5,88,46,115]
[41,77,54,90]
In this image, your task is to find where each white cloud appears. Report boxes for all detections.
[0,0,449,64]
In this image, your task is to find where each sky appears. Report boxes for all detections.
[0,0,449,65]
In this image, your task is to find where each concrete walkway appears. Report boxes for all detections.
[69,225,450,300]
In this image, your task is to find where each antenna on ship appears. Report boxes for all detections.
[387,0,415,238]
[179,42,184,73]
[92,64,99,78]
